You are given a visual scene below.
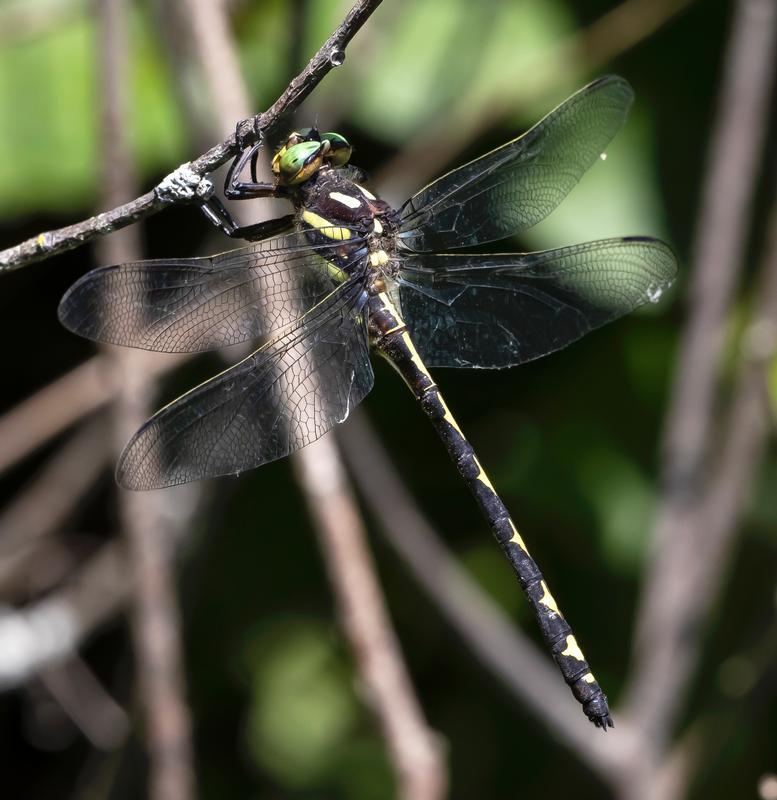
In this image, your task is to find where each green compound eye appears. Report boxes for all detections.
[321,132,352,167]
[277,141,324,185]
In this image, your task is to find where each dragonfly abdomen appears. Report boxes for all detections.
[370,290,614,730]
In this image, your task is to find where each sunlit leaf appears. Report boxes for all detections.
[0,16,97,214]
[347,0,576,143]
[0,7,186,216]
[236,0,290,106]
[243,620,360,787]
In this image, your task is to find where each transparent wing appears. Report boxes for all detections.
[59,231,365,353]
[397,237,677,368]
[117,280,373,490]
[398,75,634,252]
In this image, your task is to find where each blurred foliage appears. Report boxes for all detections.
[0,1,184,215]
[242,619,393,798]
[1,0,777,799]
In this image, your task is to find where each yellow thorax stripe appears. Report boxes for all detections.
[301,210,352,241]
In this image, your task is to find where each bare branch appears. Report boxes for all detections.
[0,420,109,559]
[0,542,132,690]
[245,0,384,143]
[97,2,197,797]
[0,352,186,477]
[0,191,164,273]
[0,0,383,272]
[295,437,447,800]
[622,0,777,755]
[39,657,130,750]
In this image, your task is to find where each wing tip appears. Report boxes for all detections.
[115,422,169,492]
[589,73,634,100]
[115,447,149,492]
[58,263,124,337]
[621,235,679,281]
[57,273,90,334]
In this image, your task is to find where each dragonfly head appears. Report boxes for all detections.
[320,132,353,167]
[273,129,353,186]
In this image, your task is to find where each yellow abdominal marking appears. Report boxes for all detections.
[302,210,351,241]
[473,458,496,492]
[401,331,433,380]
[508,520,528,553]
[561,636,586,662]
[369,250,389,268]
[539,581,560,615]
[36,233,46,247]
[326,262,348,283]
[329,191,361,209]
[438,396,464,437]
[582,673,596,684]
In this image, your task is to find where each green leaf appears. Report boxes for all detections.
[0,16,97,215]
[349,0,575,143]
[0,7,186,217]
[243,619,360,788]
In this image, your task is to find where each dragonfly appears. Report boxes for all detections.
[59,75,676,729]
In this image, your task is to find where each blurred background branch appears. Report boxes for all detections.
[96,1,197,799]
[177,2,446,796]
[622,0,777,782]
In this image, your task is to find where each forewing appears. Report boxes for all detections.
[117,280,373,489]
[59,232,364,352]
[397,237,677,368]
[399,75,633,252]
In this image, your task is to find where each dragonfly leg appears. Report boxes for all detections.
[224,142,283,200]
[199,195,295,241]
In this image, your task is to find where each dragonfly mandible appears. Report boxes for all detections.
[59,75,677,729]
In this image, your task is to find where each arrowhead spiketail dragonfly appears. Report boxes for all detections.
[59,75,677,729]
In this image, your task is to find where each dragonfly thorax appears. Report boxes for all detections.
[297,169,400,279]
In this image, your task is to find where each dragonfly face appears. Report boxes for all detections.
[59,75,678,489]
[272,128,355,184]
